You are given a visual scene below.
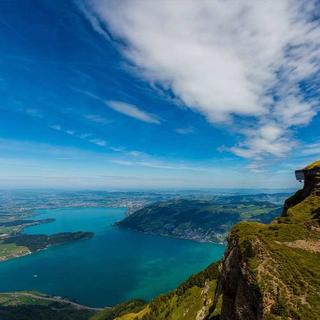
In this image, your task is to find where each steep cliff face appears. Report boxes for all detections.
[211,161,320,320]
[211,234,263,320]
[283,162,320,216]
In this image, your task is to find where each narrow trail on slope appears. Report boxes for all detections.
[0,292,105,311]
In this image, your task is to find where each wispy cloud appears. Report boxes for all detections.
[71,87,161,125]
[230,123,297,159]
[50,124,77,137]
[23,108,44,119]
[302,142,320,156]
[176,127,194,135]
[82,0,320,162]
[50,124,107,147]
[51,124,73,134]
[75,0,111,41]
[85,114,112,124]
[109,159,207,171]
[89,138,107,147]
[0,138,297,188]
[106,100,160,124]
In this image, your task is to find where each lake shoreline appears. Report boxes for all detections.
[115,224,226,245]
[0,207,225,307]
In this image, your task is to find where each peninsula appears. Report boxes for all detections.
[0,216,94,262]
[116,197,282,242]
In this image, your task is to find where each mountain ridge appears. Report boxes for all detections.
[116,197,283,243]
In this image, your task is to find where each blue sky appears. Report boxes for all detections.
[0,0,319,189]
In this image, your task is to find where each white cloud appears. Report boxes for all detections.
[50,125,76,136]
[106,100,160,124]
[66,129,75,136]
[176,127,194,135]
[109,159,207,171]
[76,0,111,40]
[81,0,320,160]
[89,138,107,147]
[231,124,296,160]
[302,142,320,156]
[72,87,160,124]
[24,108,44,118]
[85,114,111,124]
[129,150,143,157]
[79,133,92,139]
[50,124,107,147]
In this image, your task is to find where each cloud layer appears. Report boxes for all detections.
[82,0,320,161]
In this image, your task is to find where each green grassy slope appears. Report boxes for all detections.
[90,300,146,320]
[213,165,320,319]
[0,292,96,320]
[93,262,221,320]
[117,198,281,242]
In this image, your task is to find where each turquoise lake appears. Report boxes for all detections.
[0,207,225,307]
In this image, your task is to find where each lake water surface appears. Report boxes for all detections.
[0,207,225,307]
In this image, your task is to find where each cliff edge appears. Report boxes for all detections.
[210,161,320,320]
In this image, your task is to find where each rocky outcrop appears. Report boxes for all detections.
[211,234,262,320]
[283,163,320,215]
[208,161,320,320]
